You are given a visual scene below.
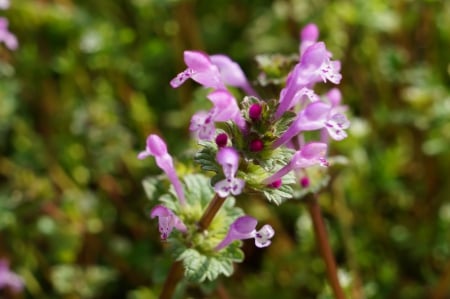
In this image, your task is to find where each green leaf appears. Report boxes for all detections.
[194,141,220,173]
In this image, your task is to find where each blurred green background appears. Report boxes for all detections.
[1,0,449,298]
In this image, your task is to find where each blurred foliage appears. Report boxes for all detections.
[0,0,449,298]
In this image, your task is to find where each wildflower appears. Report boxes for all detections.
[0,17,17,50]
[170,50,224,89]
[215,216,274,250]
[0,259,23,293]
[138,134,186,205]
[273,101,350,148]
[214,147,245,197]
[170,50,257,97]
[249,139,264,152]
[207,90,246,130]
[275,42,341,119]
[150,205,187,240]
[264,142,328,185]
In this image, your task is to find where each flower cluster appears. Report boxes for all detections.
[0,0,18,51]
[139,23,350,280]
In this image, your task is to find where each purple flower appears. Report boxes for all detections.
[214,147,245,197]
[299,23,319,56]
[210,54,258,96]
[190,90,246,141]
[215,133,228,148]
[248,103,262,121]
[264,142,328,185]
[207,90,246,130]
[190,111,216,140]
[170,50,224,89]
[273,101,350,148]
[150,205,187,240]
[138,134,186,205]
[275,42,341,119]
[215,216,274,250]
[0,259,24,293]
[0,17,18,50]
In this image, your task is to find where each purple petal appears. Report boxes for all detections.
[210,54,258,96]
[150,205,186,240]
[146,134,168,157]
[300,23,319,42]
[215,216,257,251]
[216,147,240,178]
[326,88,342,106]
[184,50,212,71]
[254,224,275,248]
[190,111,216,140]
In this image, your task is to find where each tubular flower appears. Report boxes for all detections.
[138,134,186,205]
[215,216,274,251]
[150,205,187,240]
[214,147,245,198]
[0,259,24,293]
[273,101,350,148]
[264,142,328,185]
[170,50,224,89]
[275,42,341,119]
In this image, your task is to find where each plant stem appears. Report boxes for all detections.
[306,194,346,299]
[159,193,226,299]
[197,193,226,231]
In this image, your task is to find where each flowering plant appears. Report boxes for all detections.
[140,23,350,298]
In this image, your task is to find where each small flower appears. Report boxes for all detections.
[214,176,245,198]
[215,216,275,251]
[138,134,186,205]
[268,179,282,189]
[190,111,216,140]
[150,205,187,240]
[273,101,349,148]
[0,259,24,293]
[0,17,18,50]
[170,50,224,89]
[214,147,245,197]
[216,147,240,178]
[207,90,246,130]
[275,42,341,119]
[264,142,328,185]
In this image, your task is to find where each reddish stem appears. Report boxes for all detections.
[307,194,346,299]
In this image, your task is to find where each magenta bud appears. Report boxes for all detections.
[249,103,262,121]
[249,139,264,152]
[268,179,282,189]
[300,176,310,188]
[215,133,228,148]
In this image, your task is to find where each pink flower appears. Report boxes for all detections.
[138,134,186,205]
[0,259,24,293]
[273,101,350,148]
[264,142,329,185]
[275,42,341,119]
[150,205,187,240]
[170,51,224,89]
[214,147,245,198]
[215,216,274,251]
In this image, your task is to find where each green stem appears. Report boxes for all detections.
[306,194,346,299]
[159,193,226,299]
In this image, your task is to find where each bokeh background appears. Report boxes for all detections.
[1,0,449,298]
